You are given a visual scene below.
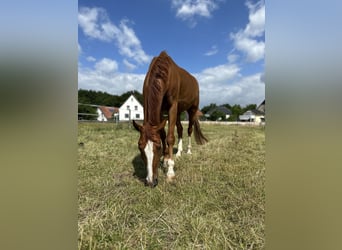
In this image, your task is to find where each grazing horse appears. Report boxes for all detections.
[133,51,207,187]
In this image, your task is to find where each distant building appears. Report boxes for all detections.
[256,99,265,113]
[119,94,144,121]
[239,100,265,123]
[97,106,119,122]
[205,105,232,121]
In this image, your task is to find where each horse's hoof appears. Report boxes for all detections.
[145,178,158,188]
[153,178,158,187]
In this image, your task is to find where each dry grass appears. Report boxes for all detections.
[78,122,265,249]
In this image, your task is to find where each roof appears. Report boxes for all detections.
[119,94,143,109]
[243,109,265,116]
[98,106,119,119]
[207,106,232,115]
[257,99,265,113]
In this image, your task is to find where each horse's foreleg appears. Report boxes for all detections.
[160,127,168,169]
[187,131,192,154]
[175,115,183,157]
[166,104,177,181]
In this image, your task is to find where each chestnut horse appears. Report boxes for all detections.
[133,51,207,187]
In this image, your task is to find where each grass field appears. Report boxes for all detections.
[78,122,265,249]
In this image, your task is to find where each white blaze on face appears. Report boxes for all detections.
[144,140,154,183]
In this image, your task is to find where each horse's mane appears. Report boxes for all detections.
[144,51,172,126]
[150,51,171,85]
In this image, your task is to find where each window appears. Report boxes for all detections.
[127,105,130,110]
[136,114,140,119]
[134,106,138,111]
[125,113,129,118]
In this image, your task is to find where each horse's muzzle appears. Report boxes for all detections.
[145,178,158,188]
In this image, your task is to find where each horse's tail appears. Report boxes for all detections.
[193,119,208,145]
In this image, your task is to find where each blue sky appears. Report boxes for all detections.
[78,0,265,108]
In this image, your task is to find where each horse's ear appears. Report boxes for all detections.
[156,119,167,131]
[132,120,143,132]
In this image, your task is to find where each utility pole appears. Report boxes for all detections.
[128,108,131,129]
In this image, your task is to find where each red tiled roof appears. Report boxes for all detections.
[99,106,119,119]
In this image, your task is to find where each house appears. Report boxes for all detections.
[205,105,232,121]
[256,99,265,113]
[239,110,263,122]
[119,94,144,121]
[239,100,265,123]
[97,106,119,122]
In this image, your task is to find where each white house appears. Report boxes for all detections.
[238,100,265,124]
[119,94,144,121]
[239,110,264,123]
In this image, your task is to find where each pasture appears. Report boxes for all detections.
[78,122,265,249]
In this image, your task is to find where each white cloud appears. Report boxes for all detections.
[204,45,218,56]
[78,62,145,95]
[115,19,151,64]
[171,0,220,27]
[123,59,137,71]
[244,1,265,37]
[232,33,264,62]
[78,7,112,41]
[86,56,96,62]
[230,1,265,62]
[197,69,265,106]
[78,7,151,65]
[227,53,239,64]
[196,64,240,85]
[94,58,118,73]
[186,61,264,106]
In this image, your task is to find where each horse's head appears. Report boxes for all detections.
[133,119,167,187]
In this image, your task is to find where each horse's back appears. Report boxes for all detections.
[145,51,200,111]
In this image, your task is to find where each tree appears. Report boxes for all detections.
[78,105,97,120]
[243,104,257,113]
[209,110,226,121]
[78,89,143,107]
[201,103,217,115]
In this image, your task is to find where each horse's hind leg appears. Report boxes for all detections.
[186,108,196,154]
[187,128,193,154]
[175,114,183,157]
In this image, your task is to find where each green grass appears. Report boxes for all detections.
[78,122,265,249]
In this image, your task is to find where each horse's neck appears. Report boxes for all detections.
[144,88,163,126]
